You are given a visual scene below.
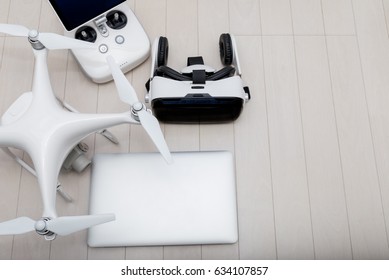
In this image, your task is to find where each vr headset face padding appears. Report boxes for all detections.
[207,66,235,81]
[155,66,192,81]
[155,65,236,82]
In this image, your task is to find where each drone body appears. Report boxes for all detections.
[1,48,135,218]
[0,24,171,239]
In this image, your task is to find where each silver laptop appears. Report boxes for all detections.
[88,151,238,247]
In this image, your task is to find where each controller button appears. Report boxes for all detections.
[99,44,109,53]
[115,35,125,44]
[99,25,108,34]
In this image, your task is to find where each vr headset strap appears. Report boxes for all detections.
[192,70,206,84]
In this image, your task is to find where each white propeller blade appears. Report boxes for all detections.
[106,55,173,164]
[138,110,173,164]
[0,23,29,36]
[45,214,115,236]
[0,23,95,50]
[106,55,138,105]
[0,214,114,236]
[0,217,35,235]
[38,32,95,50]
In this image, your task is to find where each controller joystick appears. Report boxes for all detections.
[75,26,97,43]
[106,10,127,30]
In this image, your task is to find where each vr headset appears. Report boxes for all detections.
[145,34,250,123]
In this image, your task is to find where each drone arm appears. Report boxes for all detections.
[30,48,62,107]
[0,126,23,148]
[61,111,138,145]
[59,100,119,144]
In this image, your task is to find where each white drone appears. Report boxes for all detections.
[0,24,172,240]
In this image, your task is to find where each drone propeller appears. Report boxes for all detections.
[106,55,173,164]
[0,23,95,50]
[0,217,36,235]
[0,23,29,36]
[0,214,114,236]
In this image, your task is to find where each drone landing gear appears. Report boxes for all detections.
[1,148,73,202]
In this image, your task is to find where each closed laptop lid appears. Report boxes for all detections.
[88,151,238,247]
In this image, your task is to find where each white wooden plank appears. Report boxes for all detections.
[0,1,21,258]
[4,0,49,260]
[0,0,10,25]
[326,36,389,259]
[126,247,163,260]
[198,0,229,68]
[229,0,261,35]
[133,0,166,42]
[6,0,40,28]
[352,0,389,250]
[0,0,10,102]
[233,36,277,260]
[262,36,315,259]
[0,24,22,259]
[290,0,324,35]
[0,34,19,261]
[0,0,10,68]
[88,247,125,260]
[294,36,352,259]
[383,0,389,36]
[0,150,21,260]
[321,0,355,35]
[260,0,293,35]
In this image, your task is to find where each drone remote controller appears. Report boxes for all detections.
[49,0,150,83]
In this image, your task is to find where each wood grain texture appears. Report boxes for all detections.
[260,0,293,35]
[326,36,389,259]
[0,1,17,260]
[383,0,389,37]
[321,0,355,35]
[229,0,261,35]
[294,36,352,259]
[0,0,389,260]
[262,36,314,259]
[233,36,277,260]
[352,0,389,251]
[3,0,45,260]
[290,0,324,35]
